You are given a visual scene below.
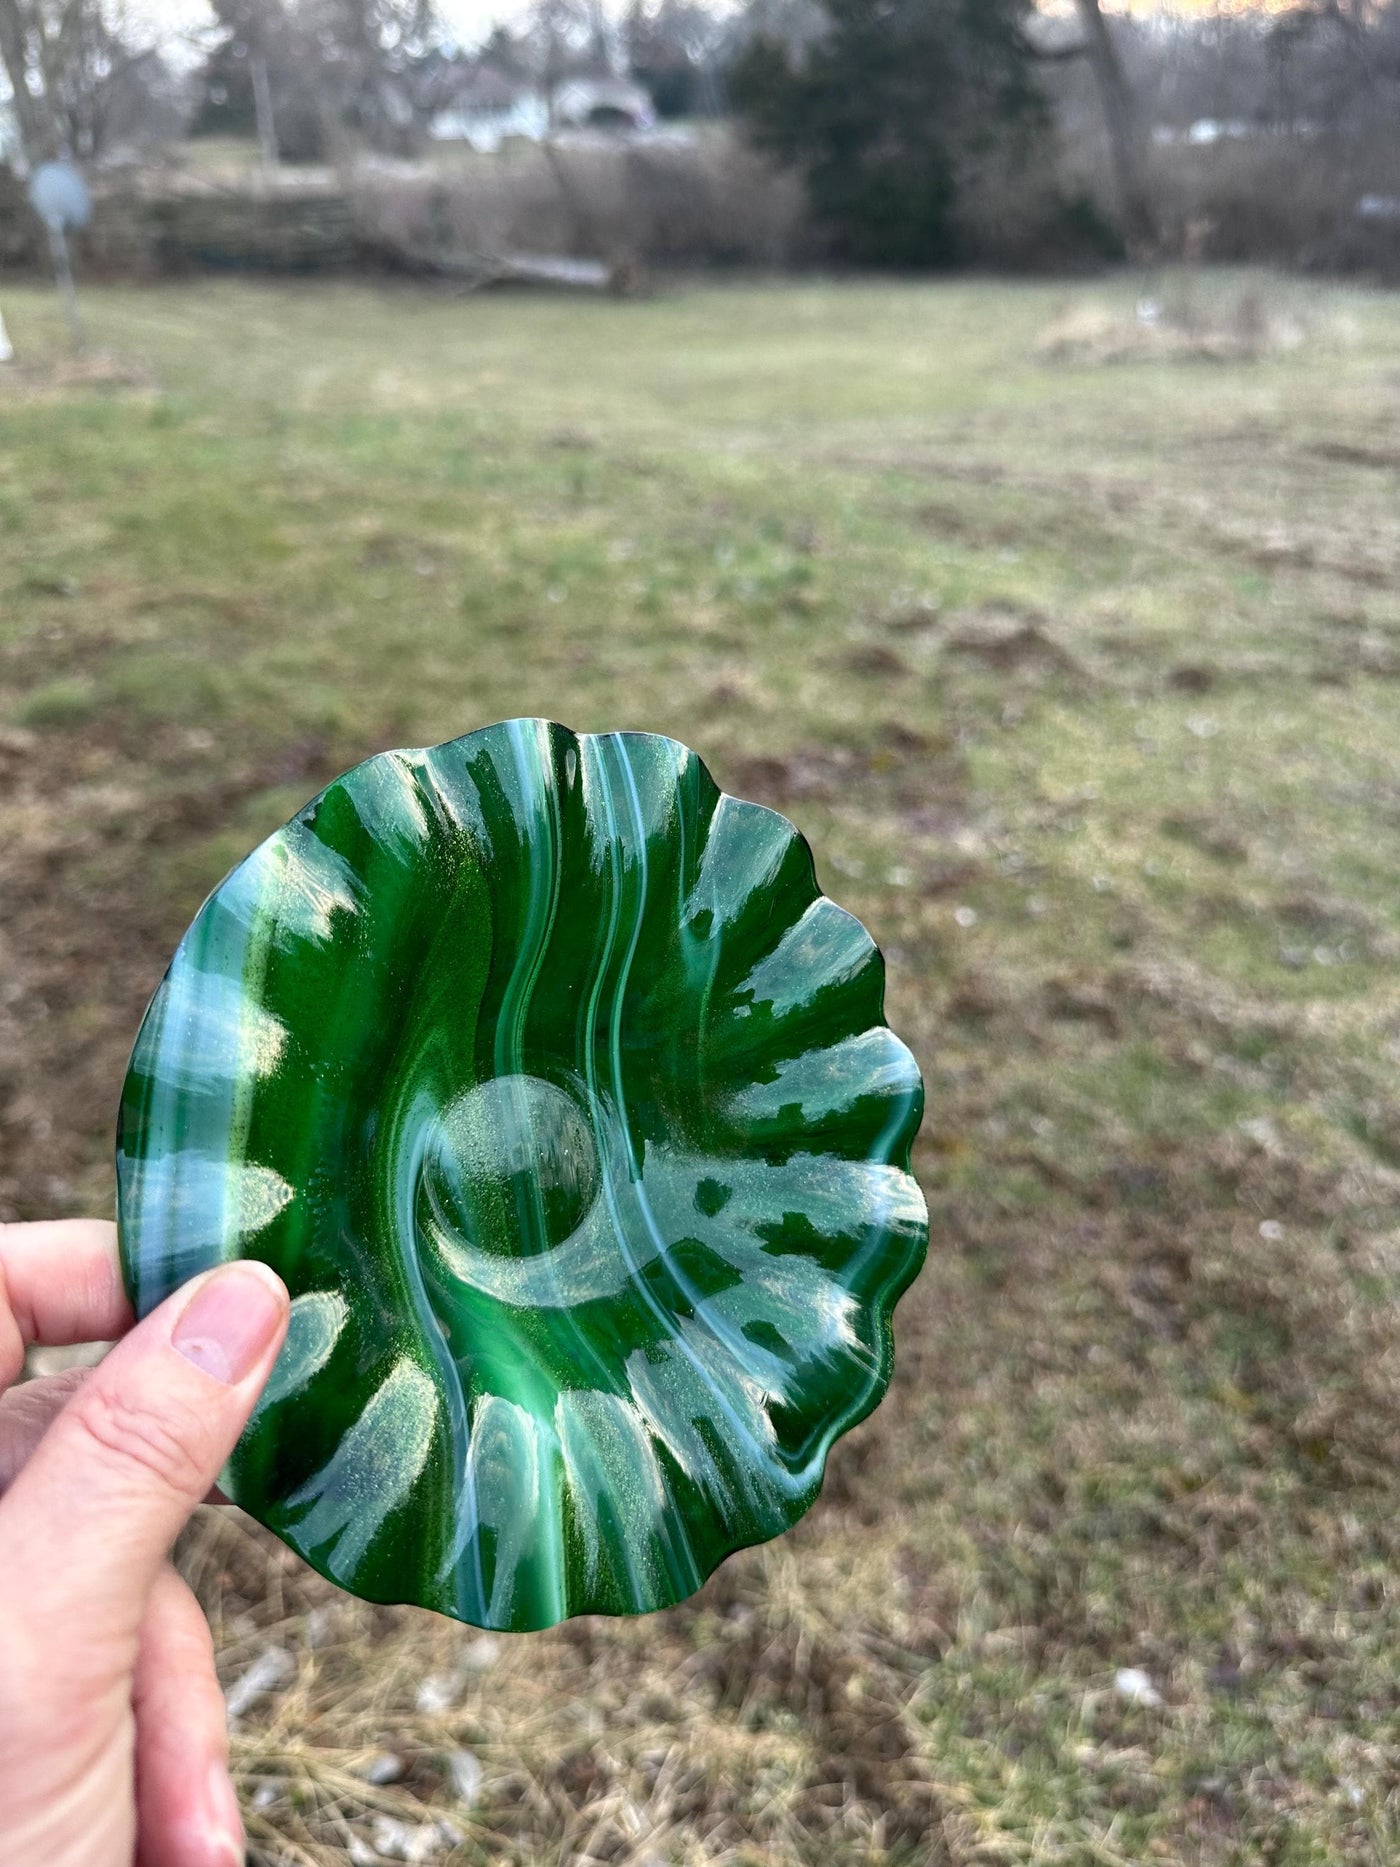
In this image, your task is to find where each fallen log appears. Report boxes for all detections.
[384,243,639,294]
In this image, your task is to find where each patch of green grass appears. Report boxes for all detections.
[14,675,103,727]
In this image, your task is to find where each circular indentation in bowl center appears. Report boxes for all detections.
[422,1074,601,1259]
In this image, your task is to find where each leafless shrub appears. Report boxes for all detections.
[1154,131,1400,276]
[352,133,811,273]
[1036,289,1313,366]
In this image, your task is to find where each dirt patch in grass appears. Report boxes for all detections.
[0,349,155,399]
[0,718,359,1217]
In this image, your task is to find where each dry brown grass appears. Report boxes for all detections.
[1035,287,1313,365]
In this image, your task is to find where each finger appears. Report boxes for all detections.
[0,1260,287,1690]
[133,1564,244,1867]
[0,1368,88,1493]
[0,1221,131,1387]
[0,1371,234,1504]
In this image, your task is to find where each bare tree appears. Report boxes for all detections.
[1072,0,1157,250]
[0,0,62,161]
[624,0,726,116]
[0,0,175,165]
[521,0,605,122]
[219,0,283,164]
[301,0,435,154]
[195,0,442,162]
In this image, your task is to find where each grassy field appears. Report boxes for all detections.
[3,271,1400,1866]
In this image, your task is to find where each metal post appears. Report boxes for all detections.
[251,51,280,167]
[47,223,84,349]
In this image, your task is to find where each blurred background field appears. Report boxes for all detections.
[4,1,1400,283]
[3,267,1400,1862]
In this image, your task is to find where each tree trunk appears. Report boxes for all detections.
[250,50,280,166]
[1073,0,1157,253]
[0,0,61,164]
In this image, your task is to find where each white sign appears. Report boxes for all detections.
[28,162,92,233]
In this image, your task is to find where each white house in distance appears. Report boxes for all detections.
[429,67,655,152]
[428,66,549,151]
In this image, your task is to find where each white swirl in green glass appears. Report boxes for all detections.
[118,722,926,1631]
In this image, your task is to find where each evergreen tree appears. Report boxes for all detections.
[729,0,1045,268]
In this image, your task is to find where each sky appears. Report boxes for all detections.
[121,0,523,55]
[132,0,1295,59]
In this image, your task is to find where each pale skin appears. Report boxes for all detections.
[0,1219,290,1867]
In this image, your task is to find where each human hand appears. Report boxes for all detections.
[0,1219,289,1867]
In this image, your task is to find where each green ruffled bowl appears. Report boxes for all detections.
[117,722,926,1631]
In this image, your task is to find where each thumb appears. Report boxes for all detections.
[0,1260,288,1673]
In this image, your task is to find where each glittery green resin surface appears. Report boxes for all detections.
[117,723,926,1631]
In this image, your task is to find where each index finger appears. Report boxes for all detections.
[0,1221,133,1387]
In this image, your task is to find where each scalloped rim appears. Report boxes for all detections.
[117,721,928,1625]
